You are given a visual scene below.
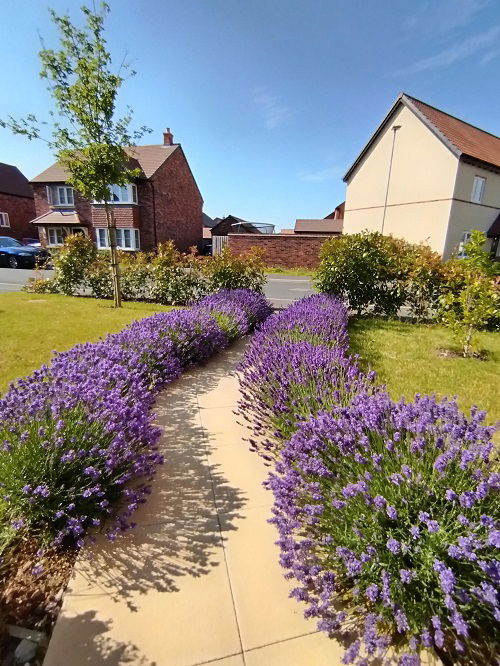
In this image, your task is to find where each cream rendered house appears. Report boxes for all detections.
[343,93,500,259]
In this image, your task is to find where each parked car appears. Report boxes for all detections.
[0,236,50,269]
[22,237,42,248]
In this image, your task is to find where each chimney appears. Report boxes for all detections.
[163,127,174,146]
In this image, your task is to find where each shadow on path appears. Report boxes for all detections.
[73,342,248,611]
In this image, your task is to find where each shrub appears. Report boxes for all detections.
[119,251,153,301]
[0,289,272,555]
[270,392,499,665]
[51,234,97,295]
[204,247,266,293]
[238,295,376,458]
[439,275,500,356]
[403,245,445,322]
[86,253,114,299]
[315,232,410,316]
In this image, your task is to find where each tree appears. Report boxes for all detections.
[0,2,150,307]
[439,231,500,356]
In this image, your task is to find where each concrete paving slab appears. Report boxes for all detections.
[220,505,318,651]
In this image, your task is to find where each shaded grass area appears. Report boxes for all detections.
[348,317,500,428]
[0,293,172,394]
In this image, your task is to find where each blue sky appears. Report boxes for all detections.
[1,0,500,229]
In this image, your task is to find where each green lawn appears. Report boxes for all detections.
[348,317,500,429]
[0,293,172,394]
[265,267,315,276]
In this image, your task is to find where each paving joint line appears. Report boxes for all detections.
[196,362,247,666]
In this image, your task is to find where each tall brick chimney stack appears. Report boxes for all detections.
[163,128,174,146]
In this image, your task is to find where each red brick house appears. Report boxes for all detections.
[0,163,36,240]
[29,129,203,252]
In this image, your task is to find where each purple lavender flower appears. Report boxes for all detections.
[386,505,398,520]
[387,538,401,554]
[400,569,414,584]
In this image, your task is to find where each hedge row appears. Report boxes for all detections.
[238,295,499,666]
[28,236,267,305]
[0,289,272,562]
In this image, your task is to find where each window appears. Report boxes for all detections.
[0,212,9,227]
[47,185,75,207]
[96,227,140,251]
[95,184,138,205]
[46,226,86,246]
[471,176,486,203]
[457,231,472,258]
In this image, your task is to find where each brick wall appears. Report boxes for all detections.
[143,147,203,252]
[0,192,36,240]
[32,184,93,225]
[228,233,332,268]
[91,206,140,228]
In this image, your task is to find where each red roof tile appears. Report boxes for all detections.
[406,95,500,169]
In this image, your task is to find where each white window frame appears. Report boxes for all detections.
[47,185,75,207]
[96,227,140,251]
[46,226,86,247]
[95,183,138,205]
[471,176,486,204]
[0,212,10,227]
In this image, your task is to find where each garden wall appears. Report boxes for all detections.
[228,233,331,268]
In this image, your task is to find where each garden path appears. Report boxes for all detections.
[43,339,347,666]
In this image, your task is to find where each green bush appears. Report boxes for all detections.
[438,232,500,355]
[51,234,97,295]
[86,254,114,299]
[203,247,266,293]
[315,231,410,316]
[119,251,153,301]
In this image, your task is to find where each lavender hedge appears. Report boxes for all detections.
[237,295,499,665]
[0,289,272,556]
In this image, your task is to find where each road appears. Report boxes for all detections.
[263,274,314,307]
[0,268,313,304]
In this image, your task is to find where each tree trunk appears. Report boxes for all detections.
[463,324,473,357]
[104,202,122,308]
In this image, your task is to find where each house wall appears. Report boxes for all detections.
[343,104,459,254]
[0,192,36,240]
[228,233,330,268]
[32,183,93,226]
[443,161,500,257]
[144,147,203,252]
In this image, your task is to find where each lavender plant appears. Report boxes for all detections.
[237,294,375,457]
[0,289,271,555]
[270,392,499,665]
[238,294,499,665]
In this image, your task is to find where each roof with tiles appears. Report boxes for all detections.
[406,95,500,169]
[344,93,500,181]
[0,162,33,197]
[30,144,179,182]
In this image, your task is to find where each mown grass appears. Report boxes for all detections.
[349,317,500,429]
[0,293,173,394]
[265,267,315,276]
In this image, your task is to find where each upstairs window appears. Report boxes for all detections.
[95,184,138,205]
[47,185,74,207]
[96,227,140,251]
[471,176,486,203]
[0,212,10,227]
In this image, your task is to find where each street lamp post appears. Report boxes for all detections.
[381,124,401,235]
